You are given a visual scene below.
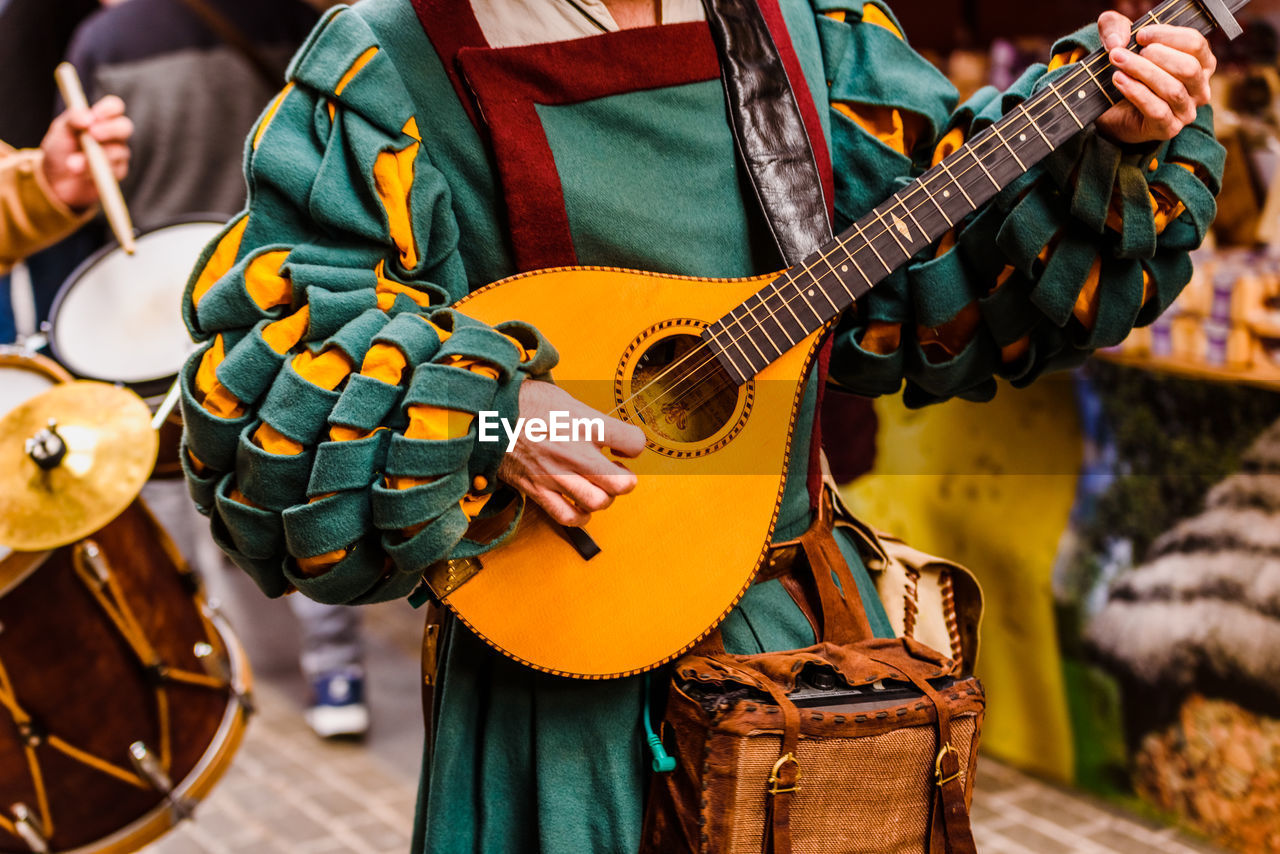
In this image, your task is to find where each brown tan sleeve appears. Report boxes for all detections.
[0,141,93,275]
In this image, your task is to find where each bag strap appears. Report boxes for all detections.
[758,678,802,854]
[867,653,978,854]
[765,489,873,646]
[795,493,874,645]
[693,491,872,656]
[698,0,831,266]
[174,0,284,88]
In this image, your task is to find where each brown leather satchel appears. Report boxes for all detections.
[641,499,984,854]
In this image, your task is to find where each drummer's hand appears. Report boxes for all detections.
[1095,13,1216,145]
[40,95,133,211]
[496,381,646,527]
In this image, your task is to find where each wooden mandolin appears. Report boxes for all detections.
[438,0,1245,679]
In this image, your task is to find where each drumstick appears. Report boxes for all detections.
[152,378,182,431]
[53,63,136,255]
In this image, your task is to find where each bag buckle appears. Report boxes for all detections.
[935,743,962,787]
[767,752,801,795]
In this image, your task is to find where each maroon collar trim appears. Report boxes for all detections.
[409,0,490,128]
[457,22,721,271]
[410,0,835,220]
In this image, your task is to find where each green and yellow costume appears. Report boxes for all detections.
[179,0,1223,849]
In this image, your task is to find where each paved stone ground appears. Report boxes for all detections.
[141,582,1229,854]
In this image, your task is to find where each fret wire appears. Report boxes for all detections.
[915,174,954,227]
[792,274,826,323]
[759,289,798,346]
[966,142,1002,190]
[816,252,859,302]
[775,270,826,323]
[1045,79,1084,129]
[769,278,804,329]
[700,0,1207,380]
[895,192,930,242]
[1090,68,1117,105]
[784,245,846,318]
[712,327,751,378]
[749,293,782,352]
[851,222,893,274]
[730,309,770,363]
[989,123,1026,170]
[809,274,840,311]
[812,225,876,306]
[872,208,912,256]
[936,160,975,207]
[1016,103,1054,149]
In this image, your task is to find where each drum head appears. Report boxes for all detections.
[0,348,72,419]
[49,221,224,394]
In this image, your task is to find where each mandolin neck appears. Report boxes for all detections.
[702,0,1247,384]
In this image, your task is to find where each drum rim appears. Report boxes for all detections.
[46,215,228,392]
[0,345,75,385]
[0,549,52,598]
[62,605,252,854]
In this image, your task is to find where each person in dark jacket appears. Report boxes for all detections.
[57,0,371,739]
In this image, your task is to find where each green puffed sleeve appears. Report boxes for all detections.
[179,7,556,605]
[815,4,1225,407]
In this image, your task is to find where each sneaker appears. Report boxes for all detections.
[305,667,370,739]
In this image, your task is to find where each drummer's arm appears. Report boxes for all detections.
[0,100,132,274]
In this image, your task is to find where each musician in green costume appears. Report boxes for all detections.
[179,0,1221,850]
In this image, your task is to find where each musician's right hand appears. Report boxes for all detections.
[496,380,646,527]
[41,95,133,211]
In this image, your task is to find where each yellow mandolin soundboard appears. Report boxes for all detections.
[431,0,1247,678]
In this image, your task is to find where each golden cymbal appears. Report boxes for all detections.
[0,381,157,551]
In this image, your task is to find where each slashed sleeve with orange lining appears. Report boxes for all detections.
[814,3,1225,407]
[178,8,557,606]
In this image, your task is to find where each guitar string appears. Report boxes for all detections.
[615,1,1196,423]
[637,0,1203,419]
[614,1,1200,428]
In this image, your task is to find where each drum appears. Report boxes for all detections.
[0,500,250,854]
[47,219,226,480]
[47,219,225,399]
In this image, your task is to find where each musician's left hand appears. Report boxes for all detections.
[1095,13,1216,145]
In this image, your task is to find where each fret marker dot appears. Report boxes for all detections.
[1019,133,1027,142]
[808,289,816,297]
[943,190,951,198]
[841,265,849,273]
[1077,90,1086,99]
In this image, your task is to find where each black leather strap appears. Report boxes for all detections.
[699,0,832,265]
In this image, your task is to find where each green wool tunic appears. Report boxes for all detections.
[179,0,1225,851]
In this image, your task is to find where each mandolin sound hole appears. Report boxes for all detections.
[620,329,752,455]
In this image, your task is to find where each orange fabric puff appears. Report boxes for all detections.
[190,216,249,308]
[244,250,292,310]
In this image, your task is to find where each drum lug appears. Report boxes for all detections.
[129,742,195,822]
[10,804,48,853]
[75,540,110,587]
[193,642,255,714]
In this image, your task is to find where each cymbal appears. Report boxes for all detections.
[0,382,157,551]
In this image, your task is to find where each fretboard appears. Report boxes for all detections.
[703,0,1245,384]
